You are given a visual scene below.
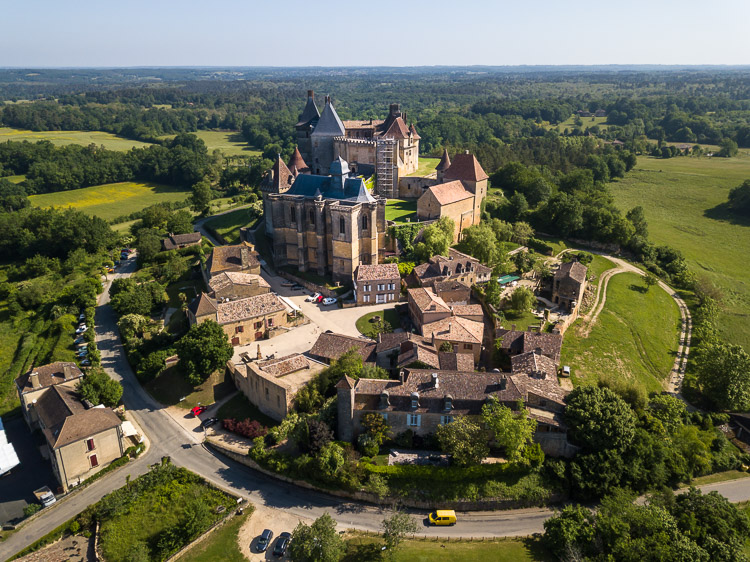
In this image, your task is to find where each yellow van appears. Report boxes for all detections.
[428,510,457,526]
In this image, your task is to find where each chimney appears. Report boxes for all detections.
[30,371,40,389]
[399,370,405,384]
[465,150,470,155]
[431,332,435,346]
[432,373,439,389]
[511,324,517,331]
[325,95,331,105]
[389,103,400,116]
[63,363,73,380]
[307,89,314,98]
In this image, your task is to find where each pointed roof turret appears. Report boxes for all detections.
[443,151,489,182]
[311,96,346,137]
[296,89,320,128]
[409,123,421,140]
[260,154,294,193]
[329,156,350,177]
[436,148,451,172]
[287,146,309,176]
[383,116,410,139]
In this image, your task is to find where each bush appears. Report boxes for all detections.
[358,434,379,457]
[222,418,268,439]
[23,503,42,518]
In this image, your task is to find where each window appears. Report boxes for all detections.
[377,284,385,291]
[363,295,370,303]
[265,388,269,400]
[254,321,262,330]
[408,414,421,427]
[376,294,385,303]
[339,217,345,235]
[290,206,296,223]
[388,283,395,291]
[440,415,454,425]
[86,438,95,451]
[463,343,473,350]
[235,325,244,334]
[89,454,98,468]
[362,214,368,230]
[267,318,274,327]
[309,209,315,225]
[388,293,394,301]
[364,284,371,292]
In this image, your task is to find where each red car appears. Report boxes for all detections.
[315,295,324,303]
[191,405,206,417]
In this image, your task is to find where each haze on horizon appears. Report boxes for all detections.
[2,0,749,68]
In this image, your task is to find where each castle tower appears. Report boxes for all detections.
[296,90,320,165]
[260,155,293,236]
[310,96,346,175]
[436,148,451,183]
[443,151,489,226]
[287,146,309,176]
[335,376,356,442]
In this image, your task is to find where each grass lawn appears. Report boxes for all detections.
[611,152,750,350]
[0,127,152,151]
[344,535,551,562]
[690,470,750,486]
[385,199,417,223]
[145,367,236,410]
[29,182,190,222]
[160,130,261,157]
[216,392,278,427]
[180,512,250,562]
[562,272,680,394]
[501,309,542,332]
[548,114,610,133]
[356,307,401,336]
[406,157,440,177]
[202,205,262,244]
[5,175,25,184]
[587,255,616,283]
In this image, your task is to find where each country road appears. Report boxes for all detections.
[0,244,734,560]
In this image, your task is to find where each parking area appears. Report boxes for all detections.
[0,416,57,525]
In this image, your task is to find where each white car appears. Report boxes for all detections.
[76,324,88,334]
[322,297,337,306]
[306,292,321,302]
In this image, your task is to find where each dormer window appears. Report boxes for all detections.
[379,391,389,409]
[444,395,453,411]
[410,392,419,409]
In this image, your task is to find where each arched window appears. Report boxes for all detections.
[339,217,346,235]
[290,206,296,223]
[362,214,368,230]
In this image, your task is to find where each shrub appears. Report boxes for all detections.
[23,503,42,518]
[222,418,268,439]
[358,434,379,457]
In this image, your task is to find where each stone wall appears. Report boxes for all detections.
[397,176,437,199]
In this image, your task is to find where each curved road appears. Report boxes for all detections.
[0,249,740,560]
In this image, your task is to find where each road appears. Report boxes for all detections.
[0,247,730,560]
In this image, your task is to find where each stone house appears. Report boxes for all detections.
[336,360,574,456]
[35,385,125,492]
[353,263,400,306]
[450,304,484,323]
[407,287,451,331]
[408,248,492,288]
[308,332,376,365]
[421,316,484,364]
[208,271,270,301]
[552,261,588,313]
[187,292,289,347]
[16,362,84,430]
[228,354,324,422]
[161,231,202,251]
[203,243,261,283]
[433,280,471,305]
[496,329,563,364]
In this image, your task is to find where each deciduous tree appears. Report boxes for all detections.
[175,320,233,385]
[289,513,344,562]
[77,368,123,408]
[436,417,488,467]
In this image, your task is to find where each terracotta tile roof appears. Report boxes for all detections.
[443,152,489,182]
[207,244,260,275]
[436,148,451,171]
[451,304,484,318]
[423,316,483,344]
[209,271,269,294]
[424,180,473,206]
[188,293,218,318]
[408,287,451,314]
[343,119,384,129]
[287,147,309,176]
[216,293,286,324]
[437,351,474,371]
[397,342,439,370]
[376,332,413,354]
[555,261,588,284]
[36,385,121,449]
[261,155,294,193]
[354,263,400,282]
[162,231,202,251]
[257,354,310,377]
[434,280,470,294]
[383,116,410,139]
[511,351,559,380]
[309,332,376,363]
[16,362,83,395]
[511,374,567,407]
[498,330,563,363]
[409,123,421,140]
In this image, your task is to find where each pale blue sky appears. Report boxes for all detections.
[2,0,749,67]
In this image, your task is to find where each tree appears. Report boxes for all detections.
[289,513,344,562]
[166,209,195,235]
[508,192,529,219]
[77,368,123,408]
[508,286,536,313]
[460,223,497,265]
[175,320,233,385]
[362,413,391,445]
[361,318,392,339]
[728,179,750,216]
[717,138,739,158]
[481,398,537,462]
[643,273,658,291]
[298,419,333,454]
[484,278,501,308]
[511,221,534,245]
[627,206,649,238]
[381,512,418,556]
[415,216,454,260]
[695,341,750,410]
[436,417,488,467]
[190,179,212,216]
[439,341,454,352]
[117,313,149,340]
[648,394,687,432]
[512,250,535,274]
[135,227,162,264]
[565,385,637,453]
[542,505,597,558]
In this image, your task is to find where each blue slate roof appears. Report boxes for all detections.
[286,174,376,203]
[312,101,346,136]
[296,94,320,127]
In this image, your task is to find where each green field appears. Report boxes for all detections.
[0,127,152,151]
[29,182,190,221]
[562,272,680,394]
[611,153,750,349]
[407,157,440,177]
[180,513,250,562]
[202,204,262,244]
[145,367,236,410]
[550,114,610,132]
[385,199,417,222]
[160,130,261,157]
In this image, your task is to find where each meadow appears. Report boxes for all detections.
[385,199,417,223]
[202,204,262,244]
[29,182,190,221]
[160,130,261,157]
[0,127,151,151]
[406,156,440,177]
[611,152,750,349]
[561,272,680,395]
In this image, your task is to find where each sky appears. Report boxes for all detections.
[2,0,750,67]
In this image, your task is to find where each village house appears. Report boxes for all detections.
[433,280,471,305]
[496,328,563,364]
[161,231,202,251]
[187,292,290,346]
[34,384,126,492]
[208,271,270,301]
[407,287,451,331]
[337,359,574,457]
[552,261,588,313]
[16,362,84,430]
[421,316,484,364]
[407,248,492,288]
[353,263,400,306]
[202,243,261,283]
[228,354,324,422]
[308,332,376,365]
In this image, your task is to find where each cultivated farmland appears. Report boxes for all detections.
[0,127,152,151]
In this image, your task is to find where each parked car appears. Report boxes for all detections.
[121,248,132,255]
[76,349,89,357]
[273,532,291,557]
[280,282,295,287]
[201,417,218,428]
[80,359,92,366]
[306,292,321,302]
[33,486,56,508]
[428,509,457,526]
[78,312,86,321]
[256,529,274,552]
[76,324,88,334]
[74,335,85,345]
[191,405,206,417]
[290,284,304,291]
[315,295,324,303]
[107,268,115,274]
[322,297,337,306]
[120,253,129,260]
[114,260,120,266]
